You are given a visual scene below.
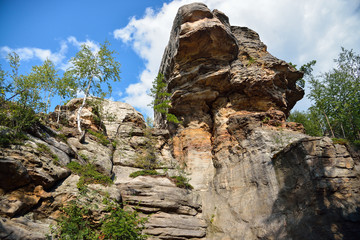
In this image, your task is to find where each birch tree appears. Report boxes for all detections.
[66,41,121,133]
[29,59,58,113]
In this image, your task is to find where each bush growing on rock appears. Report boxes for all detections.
[52,197,147,240]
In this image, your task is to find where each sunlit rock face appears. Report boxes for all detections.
[1,3,359,240]
[157,2,303,130]
[156,2,360,239]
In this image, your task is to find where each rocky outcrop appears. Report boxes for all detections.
[155,2,360,239]
[157,3,303,129]
[119,176,206,239]
[271,137,360,239]
[1,3,359,240]
[0,97,202,240]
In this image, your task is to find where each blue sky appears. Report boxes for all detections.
[1,0,360,119]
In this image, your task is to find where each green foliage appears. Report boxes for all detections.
[288,110,323,137]
[67,41,120,98]
[52,198,147,240]
[170,166,193,189]
[331,138,349,145]
[79,153,89,161]
[0,53,41,138]
[353,140,360,150]
[28,59,59,113]
[134,126,161,170]
[56,133,68,143]
[0,101,39,135]
[149,73,180,124]
[53,200,96,240]
[111,140,117,148]
[170,175,193,190]
[289,60,316,88]
[100,201,148,240]
[0,126,28,147]
[87,129,110,146]
[247,56,257,66]
[65,41,121,133]
[129,170,161,178]
[308,48,360,142]
[0,52,77,141]
[36,143,59,164]
[66,161,113,193]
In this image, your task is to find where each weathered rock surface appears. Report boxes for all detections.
[158,3,303,129]
[118,176,206,239]
[156,2,360,240]
[1,3,360,240]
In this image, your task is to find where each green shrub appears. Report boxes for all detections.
[111,140,117,148]
[67,162,113,193]
[53,200,96,240]
[134,127,161,170]
[332,138,349,145]
[170,175,193,190]
[56,133,68,143]
[129,170,161,178]
[52,198,147,240]
[247,56,257,66]
[87,129,110,146]
[36,143,59,165]
[0,129,28,147]
[79,153,89,161]
[353,140,360,150]
[100,201,147,240]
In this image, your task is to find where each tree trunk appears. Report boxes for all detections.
[57,99,62,124]
[340,123,346,139]
[46,90,52,114]
[323,112,335,138]
[77,76,93,133]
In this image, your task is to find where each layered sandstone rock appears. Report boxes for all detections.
[0,98,200,240]
[1,3,359,240]
[157,3,303,130]
[156,2,360,239]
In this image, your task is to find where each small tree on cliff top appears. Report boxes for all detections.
[66,41,121,133]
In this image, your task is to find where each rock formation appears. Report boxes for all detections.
[0,3,359,240]
[155,2,360,239]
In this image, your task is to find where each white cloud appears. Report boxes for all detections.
[0,42,67,65]
[0,36,100,70]
[76,90,85,98]
[67,36,100,54]
[114,0,360,114]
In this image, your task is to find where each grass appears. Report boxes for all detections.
[170,175,193,190]
[129,169,161,178]
[36,143,60,165]
[87,129,110,146]
[332,138,349,145]
[79,153,89,161]
[247,56,257,66]
[56,133,68,143]
[67,161,113,193]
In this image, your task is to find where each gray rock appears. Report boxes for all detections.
[67,137,113,176]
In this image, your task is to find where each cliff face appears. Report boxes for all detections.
[0,3,360,240]
[156,2,360,239]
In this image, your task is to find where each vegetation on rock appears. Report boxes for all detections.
[149,72,180,124]
[133,126,161,170]
[52,197,147,240]
[66,161,113,193]
[66,41,121,133]
[129,169,161,178]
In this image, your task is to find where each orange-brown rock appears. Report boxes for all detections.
[155,2,360,239]
[157,3,303,129]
